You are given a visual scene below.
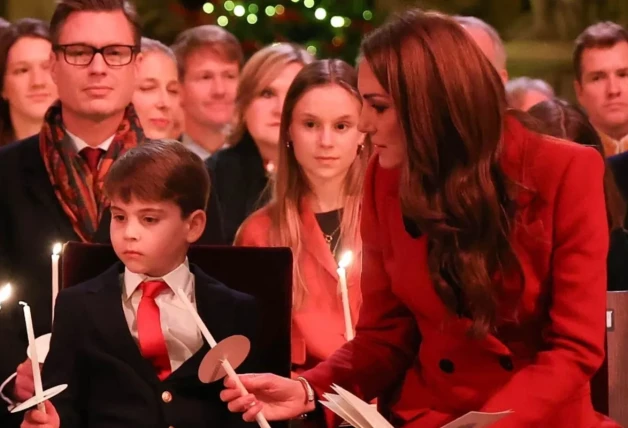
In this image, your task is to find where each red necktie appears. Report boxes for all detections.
[80,147,104,177]
[137,280,172,381]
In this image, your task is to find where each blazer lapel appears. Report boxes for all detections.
[21,137,77,240]
[300,201,340,280]
[88,263,160,387]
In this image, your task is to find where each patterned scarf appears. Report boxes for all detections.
[40,101,145,242]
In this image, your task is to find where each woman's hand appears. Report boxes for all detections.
[220,373,315,422]
[21,401,60,428]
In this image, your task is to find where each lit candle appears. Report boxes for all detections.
[337,251,354,341]
[19,302,45,413]
[0,283,12,311]
[175,289,270,428]
[51,243,62,322]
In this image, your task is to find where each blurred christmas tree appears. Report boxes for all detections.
[134,0,379,63]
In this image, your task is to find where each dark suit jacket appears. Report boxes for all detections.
[0,135,225,426]
[206,133,270,244]
[42,262,258,428]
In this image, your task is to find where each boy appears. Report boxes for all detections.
[21,140,257,427]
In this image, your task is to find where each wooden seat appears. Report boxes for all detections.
[591,291,628,426]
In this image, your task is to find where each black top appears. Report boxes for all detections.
[206,132,270,244]
[314,209,343,259]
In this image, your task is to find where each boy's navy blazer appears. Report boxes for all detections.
[43,262,258,428]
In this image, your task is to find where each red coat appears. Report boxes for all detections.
[235,201,362,373]
[303,117,618,427]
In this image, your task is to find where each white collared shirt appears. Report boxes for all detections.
[66,129,115,153]
[180,133,228,160]
[122,259,203,373]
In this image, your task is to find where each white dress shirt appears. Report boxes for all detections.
[66,129,114,153]
[122,259,203,372]
[180,133,228,160]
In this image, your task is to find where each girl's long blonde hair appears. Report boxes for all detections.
[267,59,370,308]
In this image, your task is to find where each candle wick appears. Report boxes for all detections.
[19,301,27,307]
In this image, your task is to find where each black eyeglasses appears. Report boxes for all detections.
[53,44,139,67]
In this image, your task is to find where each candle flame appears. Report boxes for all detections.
[52,243,62,256]
[338,251,353,269]
[0,284,11,304]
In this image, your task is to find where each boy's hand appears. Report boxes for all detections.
[21,401,60,428]
[14,359,40,402]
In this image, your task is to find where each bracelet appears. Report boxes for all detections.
[296,376,315,404]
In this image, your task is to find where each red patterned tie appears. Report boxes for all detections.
[137,280,172,381]
[80,147,104,177]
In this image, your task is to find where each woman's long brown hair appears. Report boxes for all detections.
[360,9,522,336]
[525,99,626,231]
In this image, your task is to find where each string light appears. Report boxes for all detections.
[265,5,276,16]
[248,4,259,13]
[202,2,214,14]
[304,0,315,8]
[217,15,229,26]
[292,0,300,2]
[314,7,327,20]
[234,5,246,16]
[223,1,235,11]
[247,14,258,24]
[275,5,285,15]
[330,16,345,28]
[363,10,373,20]
[332,36,343,47]
[306,45,317,55]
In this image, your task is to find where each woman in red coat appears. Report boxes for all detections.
[220,9,618,428]
[235,59,368,375]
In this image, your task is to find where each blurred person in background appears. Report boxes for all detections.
[574,22,628,156]
[172,25,242,160]
[0,18,57,146]
[506,77,555,111]
[208,42,314,243]
[454,15,508,83]
[132,37,179,139]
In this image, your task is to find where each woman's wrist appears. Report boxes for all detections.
[295,376,317,413]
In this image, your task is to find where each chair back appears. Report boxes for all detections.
[603,291,628,425]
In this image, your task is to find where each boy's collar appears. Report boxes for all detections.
[123,258,191,301]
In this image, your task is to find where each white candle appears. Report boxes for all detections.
[20,302,45,412]
[0,283,11,311]
[175,289,270,428]
[337,251,355,341]
[51,243,62,322]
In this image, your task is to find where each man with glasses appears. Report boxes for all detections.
[0,2,142,426]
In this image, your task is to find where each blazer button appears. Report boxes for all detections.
[162,391,173,403]
[499,356,514,371]
[439,359,455,374]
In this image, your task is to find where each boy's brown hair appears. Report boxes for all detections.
[50,0,142,46]
[104,140,210,217]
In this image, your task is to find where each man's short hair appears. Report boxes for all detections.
[505,77,555,110]
[171,25,243,80]
[104,140,210,217]
[454,15,506,70]
[50,0,142,47]
[573,21,628,81]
